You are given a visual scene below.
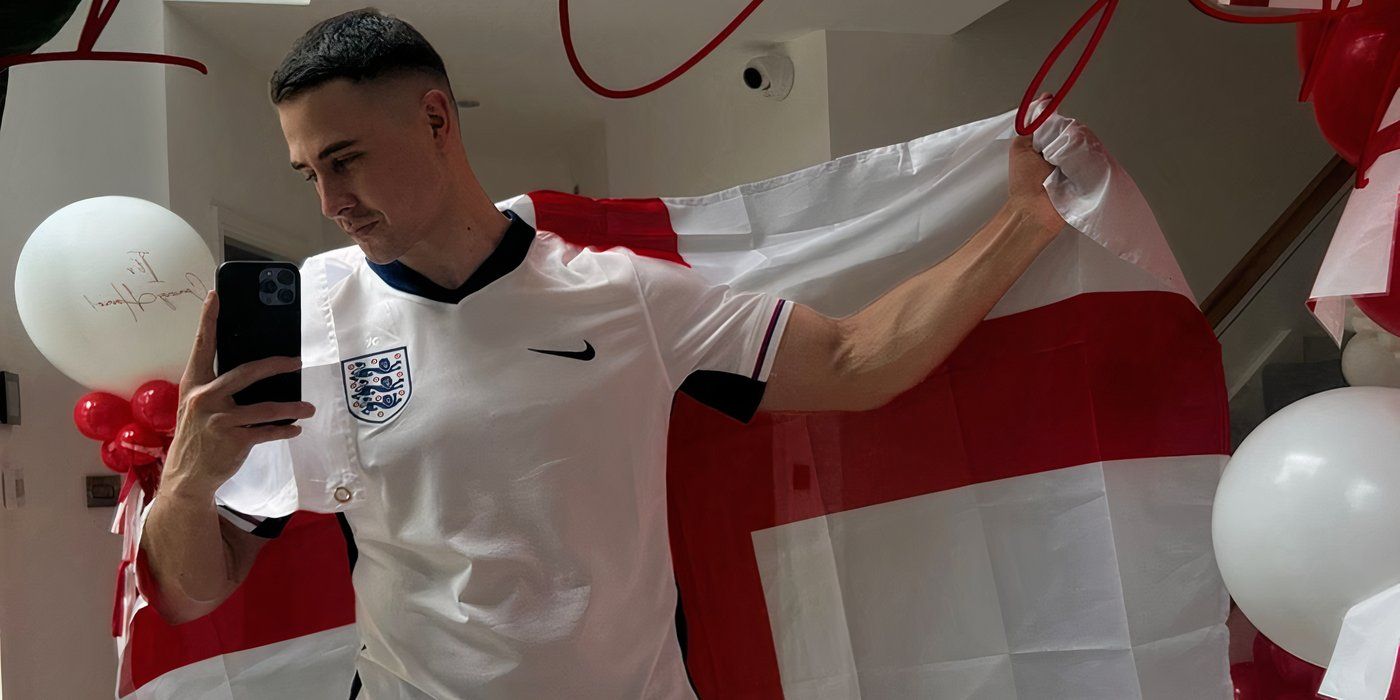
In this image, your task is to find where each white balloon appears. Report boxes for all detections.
[1213,387,1400,666]
[15,196,215,395]
[1342,333,1400,388]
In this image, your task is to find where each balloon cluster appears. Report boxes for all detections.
[1295,2,1400,333]
[1232,632,1328,699]
[1296,1,1400,187]
[14,196,211,489]
[73,380,178,496]
[1293,1,1400,333]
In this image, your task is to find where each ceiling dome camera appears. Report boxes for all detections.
[743,54,794,101]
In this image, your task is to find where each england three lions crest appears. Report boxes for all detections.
[342,347,411,424]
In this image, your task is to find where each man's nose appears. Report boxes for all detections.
[318,179,356,221]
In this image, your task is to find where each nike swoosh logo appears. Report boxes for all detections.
[528,340,595,361]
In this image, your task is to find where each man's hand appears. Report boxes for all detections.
[761,130,1070,413]
[139,290,314,624]
[1007,134,1066,236]
[162,290,315,498]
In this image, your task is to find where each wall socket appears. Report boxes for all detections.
[86,474,121,508]
[1,467,25,509]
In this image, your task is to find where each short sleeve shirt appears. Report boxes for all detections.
[217,211,792,699]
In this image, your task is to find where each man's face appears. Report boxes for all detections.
[278,77,448,264]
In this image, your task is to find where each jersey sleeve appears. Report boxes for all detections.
[629,253,793,423]
[216,504,292,539]
[212,439,298,538]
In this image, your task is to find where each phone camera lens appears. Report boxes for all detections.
[277,269,293,285]
[260,280,277,294]
[277,288,294,304]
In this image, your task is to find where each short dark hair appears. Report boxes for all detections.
[270,7,452,104]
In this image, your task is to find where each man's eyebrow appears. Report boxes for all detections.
[290,139,358,170]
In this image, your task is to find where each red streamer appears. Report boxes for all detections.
[559,0,767,99]
[0,0,207,74]
[1016,0,1120,136]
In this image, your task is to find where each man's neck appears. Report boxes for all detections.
[395,191,511,290]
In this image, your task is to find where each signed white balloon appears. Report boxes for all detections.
[15,196,214,395]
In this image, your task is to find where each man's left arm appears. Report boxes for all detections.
[759,135,1067,413]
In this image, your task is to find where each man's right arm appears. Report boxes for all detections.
[138,290,315,624]
[140,487,272,624]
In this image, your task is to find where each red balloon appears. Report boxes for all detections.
[1232,662,1263,699]
[130,458,164,498]
[1272,643,1326,692]
[130,380,179,434]
[99,440,134,473]
[1252,633,1291,696]
[1297,3,1400,165]
[1355,234,1400,336]
[73,392,133,442]
[114,423,162,466]
[1253,631,1278,665]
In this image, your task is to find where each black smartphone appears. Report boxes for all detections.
[215,261,301,425]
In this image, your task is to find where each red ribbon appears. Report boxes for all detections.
[0,0,207,74]
[1016,0,1121,136]
[559,0,767,99]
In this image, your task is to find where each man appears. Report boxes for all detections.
[140,8,1065,699]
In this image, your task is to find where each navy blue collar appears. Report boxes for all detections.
[367,210,535,304]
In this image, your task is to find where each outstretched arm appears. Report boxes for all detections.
[140,291,314,623]
[759,135,1066,413]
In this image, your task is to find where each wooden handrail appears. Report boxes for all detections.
[1201,155,1355,329]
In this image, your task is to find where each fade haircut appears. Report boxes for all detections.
[270,7,453,105]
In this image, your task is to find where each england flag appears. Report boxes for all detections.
[116,106,1230,699]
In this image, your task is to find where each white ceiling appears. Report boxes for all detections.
[166,0,1010,142]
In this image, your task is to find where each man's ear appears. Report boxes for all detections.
[421,87,453,142]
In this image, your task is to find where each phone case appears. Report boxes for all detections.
[215,261,301,422]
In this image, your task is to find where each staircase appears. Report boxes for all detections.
[1211,157,1355,451]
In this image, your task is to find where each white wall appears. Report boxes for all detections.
[463,120,608,203]
[824,0,1336,300]
[164,6,329,262]
[600,31,831,198]
[0,1,170,697]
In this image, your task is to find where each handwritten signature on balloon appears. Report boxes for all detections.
[82,271,209,322]
[124,250,162,284]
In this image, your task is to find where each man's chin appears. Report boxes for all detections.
[356,240,400,266]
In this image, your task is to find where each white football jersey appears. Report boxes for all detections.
[215,210,792,698]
